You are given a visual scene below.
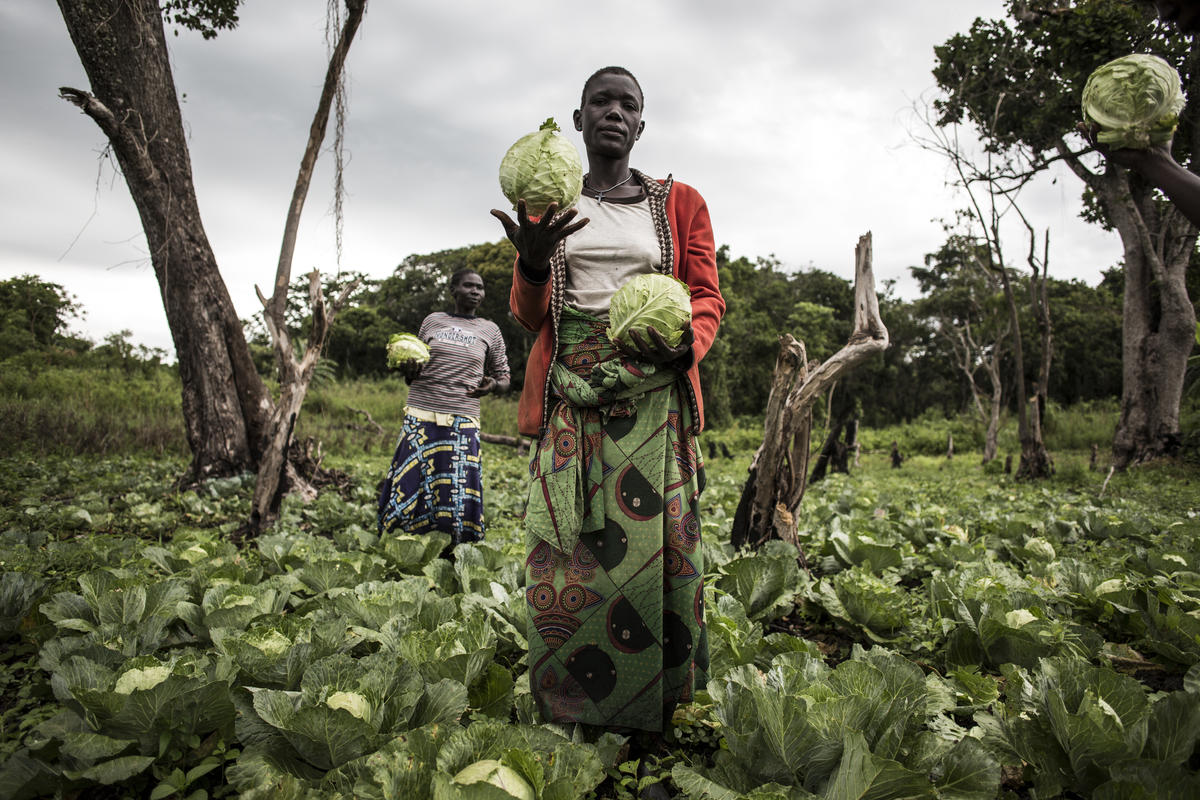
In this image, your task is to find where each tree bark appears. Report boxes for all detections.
[57,0,271,483]
[808,419,845,484]
[480,432,530,453]
[1102,166,1196,467]
[995,256,1051,480]
[1055,115,1198,469]
[948,319,1007,463]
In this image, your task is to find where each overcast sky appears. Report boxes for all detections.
[3,1,1121,354]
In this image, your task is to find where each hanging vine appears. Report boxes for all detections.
[326,0,348,268]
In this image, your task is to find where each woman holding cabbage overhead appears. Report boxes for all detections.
[491,66,726,755]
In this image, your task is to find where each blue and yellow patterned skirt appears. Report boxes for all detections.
[377,411,485,544]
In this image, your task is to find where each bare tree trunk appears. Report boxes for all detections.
[57,0,271,483]
[481,433,530,454]
[949,146,1051,479]
[1018,215,1055,441]
[731,234,889,552]
[984,368,1003,463]
[809,419,845,484]
[948,320,1007,463]
[995,256,1052,479]
[248,1,367,534]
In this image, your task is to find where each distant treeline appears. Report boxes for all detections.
[239,239,1157,430]
[2,241,1195,432]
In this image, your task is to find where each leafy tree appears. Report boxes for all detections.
[700,249,845,428]
[933,0,1197,467]
[1041,276,1123,404]
[0,274,83,359]
[160,0,241,38]
[370,240,535,388]
[858,287,961,425]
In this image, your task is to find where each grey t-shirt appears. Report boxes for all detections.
[564,194,660,318]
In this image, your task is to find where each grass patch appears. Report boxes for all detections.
[0,361,186,457]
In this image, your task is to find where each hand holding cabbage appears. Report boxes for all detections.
[607,274,694,364]
[386,332,429,382]
[491,118,591,280]
[498,118,583,218]
[1079,52,1200,228]
[1082,53,1184,150]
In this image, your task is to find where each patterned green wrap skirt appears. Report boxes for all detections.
[524,307,708,732]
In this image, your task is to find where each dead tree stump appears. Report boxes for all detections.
[730,233,889,553]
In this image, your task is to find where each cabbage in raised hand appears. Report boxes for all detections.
[1082,53,1185,150]
[499,118,583,218]
[606,273,692,350]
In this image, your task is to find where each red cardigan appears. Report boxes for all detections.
[509,174,725,437]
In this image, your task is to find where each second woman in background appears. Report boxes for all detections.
[377,268,510,546]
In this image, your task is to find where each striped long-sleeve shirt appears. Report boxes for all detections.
[405,312,510,419]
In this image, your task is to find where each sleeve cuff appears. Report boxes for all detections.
[517,258,550,285]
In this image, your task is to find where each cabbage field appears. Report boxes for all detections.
[1,448,1199,799]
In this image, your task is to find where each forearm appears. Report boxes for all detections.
[1124,148,1200,227]
[678,206,724,364]
[510,256,551,331]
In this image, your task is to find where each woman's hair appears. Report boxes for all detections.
[449,268,481,288]
[580,66,644,109]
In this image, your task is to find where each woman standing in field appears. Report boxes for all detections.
[377,268,510,545]
[491,66,725,762]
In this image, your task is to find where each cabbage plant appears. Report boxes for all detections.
[498,118,583,218]
[606,273,692,350]
[453,759,535,800]
[1082,53,1185,150]
[386,332,430,369]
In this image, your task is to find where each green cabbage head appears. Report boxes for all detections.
[325,690,371,722]
[499,118,583,217]
[452,759,534,800]
[607,273,692,350]
[1082,53,1185,149]
[386,332,430,368]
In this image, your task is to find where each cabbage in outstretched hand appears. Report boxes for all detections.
[1082,53,1185,150]
[499,118,583,217]
[386,332,430,368]
[606,273,692,350]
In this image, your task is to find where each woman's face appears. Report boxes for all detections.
[451,272,484,312]
[574,73,644,160]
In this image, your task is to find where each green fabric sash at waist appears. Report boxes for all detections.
[549,308,679,414]
[525,307,682,552]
